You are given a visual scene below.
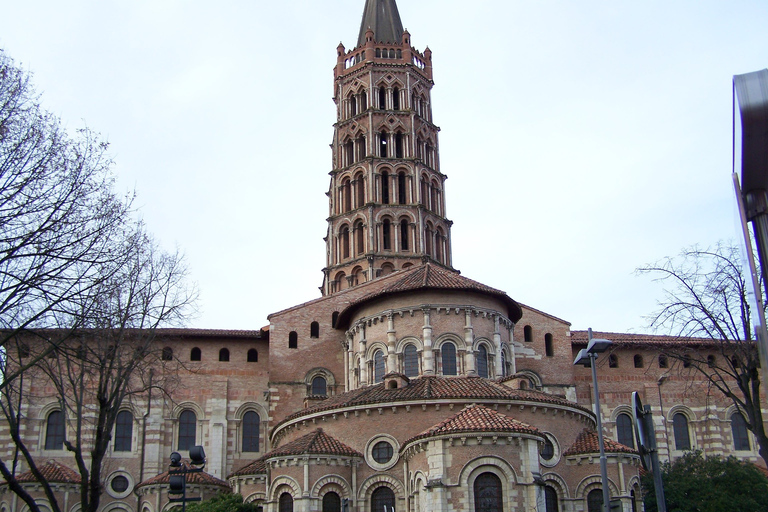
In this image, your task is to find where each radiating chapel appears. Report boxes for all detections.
[1,1,764,512]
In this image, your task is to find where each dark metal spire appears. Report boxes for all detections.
[356,0,404,47]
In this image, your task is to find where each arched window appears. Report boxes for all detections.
[608,354,618,368]
[544,485,559,512]
[403,344,419,377]
[379,86,386,109]
[289,331,298,349]
[732,412,750,451]
[162,347,173,361]
[341,226,350,259]
[395,132,404,158]
[659,354,668,368]
[247,349,258,362]
[312,376,327,396]
[707,355,716,367]
[355,221,365,254]
[114,410,133,452]
[178,410,196,451]
[392,86,400,110]
[190,347,201,361]
[342,177,351,212]
[673,413,691,450]
[219,348,230,362]
[382,219,392,250]
[349,94,357,117]
[371,487,395,512]
[398,172,407,204]
[477,345,489,378]
[332,312,339,328]
[242,411,260,452]
[425,225,433,256]
[360,90,367,111]
[524,325,532,342]
[355,175,365,207]
[616,413,634,448]
[310,321,320,338]
[442,343,457,376]
[545,333,554,357]
[379,131,388,157]
[374,350,386,383]
[634,354,644,368]
[473,472,502,512]
[323,492,341,512]
[344,140,354,166]
[45,411,65,450]
[381,171,390,203]
[400,219,409,250]
[279,492,293,512]
[587,489,603,512]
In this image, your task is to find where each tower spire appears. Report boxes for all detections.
[357,0,404,47]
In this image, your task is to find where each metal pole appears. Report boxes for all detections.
[644,405,667,512]
[589,330,611,512]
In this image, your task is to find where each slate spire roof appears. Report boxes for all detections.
[357,0,405,47]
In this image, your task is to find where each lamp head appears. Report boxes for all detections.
[189,445,206,465]
[573,349,592,367]
[586,337,612,354]
[169,451,182,467]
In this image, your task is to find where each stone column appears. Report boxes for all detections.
[359,326,369,385]
[493,316,503,377]
[387,312,397,374]
[464,309,476,376]
[422,308,434,375]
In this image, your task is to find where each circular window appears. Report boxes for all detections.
[365,434,400,471]
[106,471,134,499]
[539,434,561,468]
[111,475,129,493]
[540,438,554,460]
[372,441,393,463]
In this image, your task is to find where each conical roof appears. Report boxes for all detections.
[267,428,362,459]
[563,428,637,456]
[15,460,81,484]
[357,0,404,46]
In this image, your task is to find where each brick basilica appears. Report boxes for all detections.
[1,1,764,512]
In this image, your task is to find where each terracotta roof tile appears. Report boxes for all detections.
[228,457,267,478]
[136,461,230,489]
[405,404,543,445]
[337,263,522,326]
[267,429,362,459]
[563,428,637,456]
[278,376,589,427]
[15,460,81,484]
[570,330,722,347]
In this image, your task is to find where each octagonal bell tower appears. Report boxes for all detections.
[322,0,453,295]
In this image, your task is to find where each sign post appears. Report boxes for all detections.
[632,392,666,512]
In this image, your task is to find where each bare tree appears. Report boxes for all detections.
[0,49,136,379]
[637,241,768,468]
[0,50,197,512]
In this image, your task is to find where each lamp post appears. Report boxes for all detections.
[168,445,206,512]
[574,328,612,512]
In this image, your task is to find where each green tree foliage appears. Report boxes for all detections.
[641,451,768,512]
[186,493,258,512]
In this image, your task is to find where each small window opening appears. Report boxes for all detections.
[332,312,339,328]
[398,172,407,204]
[392,87,400,110]
[379,132,388,157]
[523,325,533,342]
[659,354,668,368]
[707,355,716,367]
[381,171,390,204]
[395,132,404,158]
[190,347,201,361]
[634,354,644,368]
[544,333,554,357]
[289,331,298,349]
[379,86,386,109]
[310,321,320,338]
[609,354,618,368]
[383,219,391,250]
[219,348,230,362]
[400,219,409,251]
[247,349,258,362]
[162,347,173,361]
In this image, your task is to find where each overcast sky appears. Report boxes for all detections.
[1,1,766,333]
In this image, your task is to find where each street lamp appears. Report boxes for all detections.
[168,446,206,512]
[574,328,612,512]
